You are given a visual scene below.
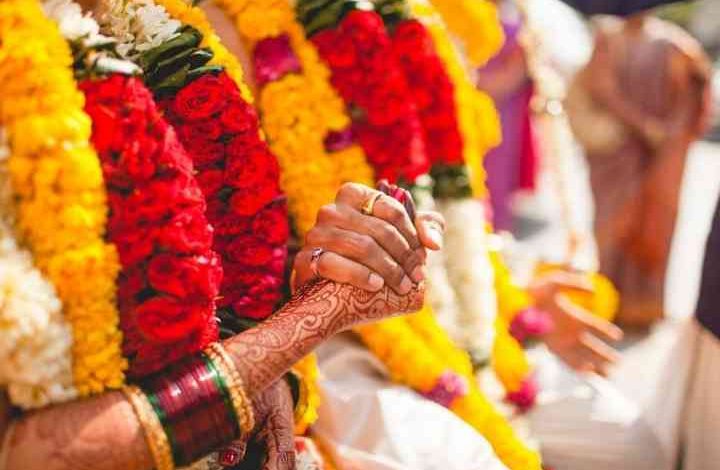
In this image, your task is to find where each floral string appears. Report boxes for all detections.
[0,127,76,409]
[0,0,126,396]
[213,0,374,238]
[303,7,430,184]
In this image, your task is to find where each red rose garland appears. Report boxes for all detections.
[311,10,429,184]
[390,19,464,166]
[81,74,222,377]
[158,71,289,321]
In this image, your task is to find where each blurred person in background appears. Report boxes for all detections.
[476,0,539,233]
[566,11,712,329]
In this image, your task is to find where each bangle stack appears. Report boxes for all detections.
[123,343,254,469]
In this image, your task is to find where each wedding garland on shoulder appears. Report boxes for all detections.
[0,126,76,409]
[0,0,126,397]
[213,0,374,238]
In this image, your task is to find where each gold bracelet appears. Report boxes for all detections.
[122,385,175,470]
[205,343,255,435]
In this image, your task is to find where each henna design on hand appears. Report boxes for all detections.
[227,279,424,397]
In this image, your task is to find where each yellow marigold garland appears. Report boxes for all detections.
[426,0,504,68]
[0,0,125,396]
[213,0,373,237]
[355,311,542,470]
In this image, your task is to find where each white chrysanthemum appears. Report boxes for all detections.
[43,0,103,42]
[97,0,181,58]
[437,197,498,360]
[0,133,76,408]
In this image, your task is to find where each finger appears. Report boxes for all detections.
[295,248,385,291]
[334,204,424,282]
[542,271,594,294]
[336,182,420,251]
[557,295,623,342]
[415,211,445,250]
[579,332,621,364]
[260,415,296,469]
[307,227,411,294]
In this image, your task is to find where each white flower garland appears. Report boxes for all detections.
[436,197,498,361]
[414,187,465,343]
[96,0,181,58]
[0,128,76,409]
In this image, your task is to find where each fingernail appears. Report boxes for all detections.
[368,273,384,291]
[428,227,443,248]
[411,265,425,282]
[399,275,412,294]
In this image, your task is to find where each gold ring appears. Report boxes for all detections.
[361,192,383,216]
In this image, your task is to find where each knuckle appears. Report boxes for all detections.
[304,228,322,247]
[386,263,405,286]
[403,250,421,270]
[316,204,337,224]
[338,182,360,199]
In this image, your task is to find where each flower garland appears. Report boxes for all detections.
[303,7,429,184]
[395,0,538,409]
[390,18,464,167]
[407,0,500,197]
[355,308,542,470]
[426,0,504,68]
[100,0,319,430]
[81,74,222,377]
[0,127,76,409]
[0,0,125,396]
[213,0,374,237]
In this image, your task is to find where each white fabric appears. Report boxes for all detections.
[527,320,695,470]
[313,334,509,470]
[682,321,720,470]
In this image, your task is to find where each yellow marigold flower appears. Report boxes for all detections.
[426,0,505,68]
[0,0,125,395]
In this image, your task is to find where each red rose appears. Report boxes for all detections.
[154,129,195,176]
[223,235,274,266]
[220,99,258,135]
[208,201,253,236]
[135,295,213,343]
[224,141,280,190]
[154,207,214,254]
[251,202,289,245]
[231,295,276,320]
[118,266,146,306]
[229,181,280,217]
[182,138,226,169]
[147,252,223,299]
[172,74,227,120]
[113,225,155,266]
[124,173,205,223]
[195,169,225,198]
[177,119,224,142]
[343,11,387,49]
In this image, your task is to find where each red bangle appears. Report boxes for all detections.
[141,354,239,465]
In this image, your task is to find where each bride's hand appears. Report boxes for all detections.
[294,183,445,294]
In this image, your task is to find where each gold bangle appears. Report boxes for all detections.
[205,343,255,435]
[122,385,175,470]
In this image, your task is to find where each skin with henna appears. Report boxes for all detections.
[0,181,440,470]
